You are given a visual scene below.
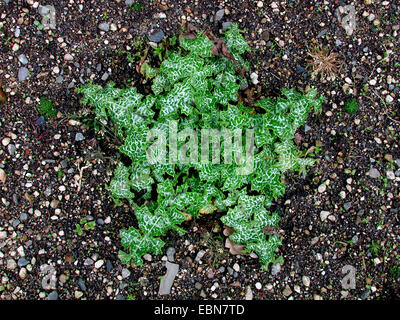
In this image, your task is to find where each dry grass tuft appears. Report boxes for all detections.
[307,45,343,81]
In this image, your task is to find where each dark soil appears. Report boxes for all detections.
[0,0,399,300]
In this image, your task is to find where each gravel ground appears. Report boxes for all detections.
[0,0,399,300]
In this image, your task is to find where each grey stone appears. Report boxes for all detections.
[18,257,29,267]
[18,54,28,65]
[158,261,179,295]
[222,21,233,30]
[148,29,165,43]
[77,278,87,291]
[19,213,28,221]
[75,132,84,141]
[18,67,29,81]
[60,160,68,169]
[12,219,20,227]
[317,29,327,38]
[44,187,52,197]
[343,202,352,210]
[98,23,110,32]
[215,9,225,22]
[195,250,206,262]
[166,247,176,262]
[106,260,113,272]
[360,289,370,300]
[368,167,381,178]
[35,116,46,126]
[38,5,50,16]
[83,258,94,266]
[271,263,281,276]
[47,291,58,300]
[101,72,109,81]
[8,144,15,156]
[122,268,131,279]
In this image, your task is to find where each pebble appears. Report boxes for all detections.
[166,247,176,262]
[302,276,311,287]
[320,211,330,222]
[77,278,87,291]
[232,263,240,272]
[98,23,110,32]
[282,285,292,297]
[250,72,259,85]
[2,137,10,146]
[245,286,253,300]
[75,133,84,141]
[18,54,28,65]
[7,259,17,270]
[214,9,225,22]
[47,291,58,300]
[122,268,131,279]
[255,282,262,290]
[368,167,381,178]
[148,29,165,43]
[195,250,206,262]
[318,184,326,193]
[159,261,179,295]
[18,257,29,267]
[385,95,394,103]
[271,263,281,275]
[18,67,29,81]
[94,260,104,269]
[64,53,73,61]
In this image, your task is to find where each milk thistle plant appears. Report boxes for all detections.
[77,24,324,270]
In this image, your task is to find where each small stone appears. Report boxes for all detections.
[344,202,352,210]
[214,9,225,22]
[18,67,29,81]
[245,286,253,300]
[47,291,58,300]
[282,285,292,297]
[368,167,381,178]
[166,247,176,262]
[255,282,262,290]
[122,268,131,279]
[257,1,263,8]
[318,184,326,193]
[385,95,394,103]
[222,21,233,31]
[18,54,28,65]
[148,29,165,43]
[250,72,259,85]
[7,259,17,270]
[320,211,330,222]
[75,133,84,141]
[8,144,16,156]
[75,291,83,299]
[94,260,104,269]
[195,282,202,290]
[77,278,87,291]
[18,257,29,267]
[83,258,94,266]
[101,72,109,81]
[64,53,73,61]
[271,263,281,276]
[302,276,311,287]
[232,263,240,272]
[98,23,110,32]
